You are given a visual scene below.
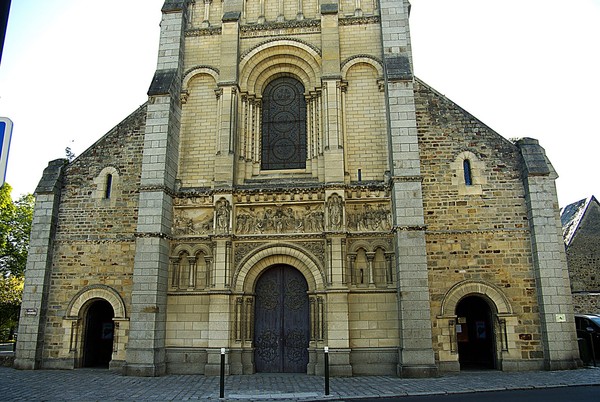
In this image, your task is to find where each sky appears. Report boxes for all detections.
[0,0,599,208]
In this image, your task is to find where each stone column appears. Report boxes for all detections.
[379,0,437,377]
[214,10,241,188]
[124,0,188,376]
[516,138,580,370]
[320,4,344,183]
[14,159,68,370]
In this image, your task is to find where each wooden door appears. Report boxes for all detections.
[254,265,309,373]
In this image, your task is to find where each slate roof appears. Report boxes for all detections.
[560,195,599,247]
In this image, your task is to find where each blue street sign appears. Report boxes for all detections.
[0,117,13,187]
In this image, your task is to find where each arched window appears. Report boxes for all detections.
[463,159,472,186]
[261,77,306,170]
[104,174,113,199]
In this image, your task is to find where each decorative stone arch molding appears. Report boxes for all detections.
[440,280,513,316]
[66,284,127,319]
[181,65,220,103]
[239,39,322,94]
[341,55,384,82]
[450,150,487,195]
[346,238,394,287]
[436,280,521,372]
[236,39,324,181]
[169,243,214,290]
[93,166,120,206]
[233,243,325,293]
[61,285,129,369]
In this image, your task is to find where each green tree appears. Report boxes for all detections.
[0,275,23,341]
[0,184,34,277]
[0,183,34,341]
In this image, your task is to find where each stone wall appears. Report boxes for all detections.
[567,201,600,292]
[414,79,545,366]
[40,105,146,365]
[573,293,600,314]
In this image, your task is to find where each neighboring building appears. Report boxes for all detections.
[15,0,579,377]
[561,196,600,313]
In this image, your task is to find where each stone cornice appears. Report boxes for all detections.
[185,27,222,36]
[392,225,427,232]
[425,228,530,235]
[339,16,380,26]
[139,185,177,198]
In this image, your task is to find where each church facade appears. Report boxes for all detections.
[15,0,579,377]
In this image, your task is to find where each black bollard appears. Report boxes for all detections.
[220,347,225,398]
[324,346,330,396]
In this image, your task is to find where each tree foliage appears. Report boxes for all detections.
[0,275,23,340]
[0,183,34,277]
[0,184,34,341]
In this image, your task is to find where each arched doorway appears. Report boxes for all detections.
[254,264,310,373]
[456,295,496,370]
[82,299,114,368]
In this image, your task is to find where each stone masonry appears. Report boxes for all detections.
[16,0,580,377]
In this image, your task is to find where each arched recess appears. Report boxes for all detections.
[436,280,520,372]
[169,243,214,290]
[233,243,325,293]
[62,285,129,370]
[237,40,323,182]
[440,280,513,316]
[341,55,384,81]
[450,150,487,195]
[93,166,120,205]
[67,284,127,319]
[182,66,219,94]
[239,39,321,94]
[179,70,219,187]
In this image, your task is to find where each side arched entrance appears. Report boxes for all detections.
[254,264,310,373]
[456,295,496,370]
[82,299,115,368]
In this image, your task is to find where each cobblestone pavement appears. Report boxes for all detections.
[1,366,599,401]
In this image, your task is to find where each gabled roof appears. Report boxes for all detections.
[560,195,599,246]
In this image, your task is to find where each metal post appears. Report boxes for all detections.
[324,346,330,396]
[220,347,225,398]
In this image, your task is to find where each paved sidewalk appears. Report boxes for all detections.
[1,365,599,401]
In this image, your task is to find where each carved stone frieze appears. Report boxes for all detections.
[236,204,324,235]
[173,208,213,236]
[297,241,325,265]
[174,195,213,206]
[346,202,392,232]
[234,242,268,269]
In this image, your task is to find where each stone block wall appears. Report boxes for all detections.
[344,63,387,182]
[179,75,219,188]
[567,201,600,293]
[40,106,146,364]
[414,80,545,366]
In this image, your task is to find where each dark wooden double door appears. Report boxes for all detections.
[254,265,309,373]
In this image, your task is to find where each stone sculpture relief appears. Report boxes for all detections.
[173,209,213,235]
[215,199,232,234]
[236,205,324,234]
[346,203,391,232]
[327,193,343,231]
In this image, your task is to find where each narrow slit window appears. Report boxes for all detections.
[463,159,472,186]
[104,174,113,199]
